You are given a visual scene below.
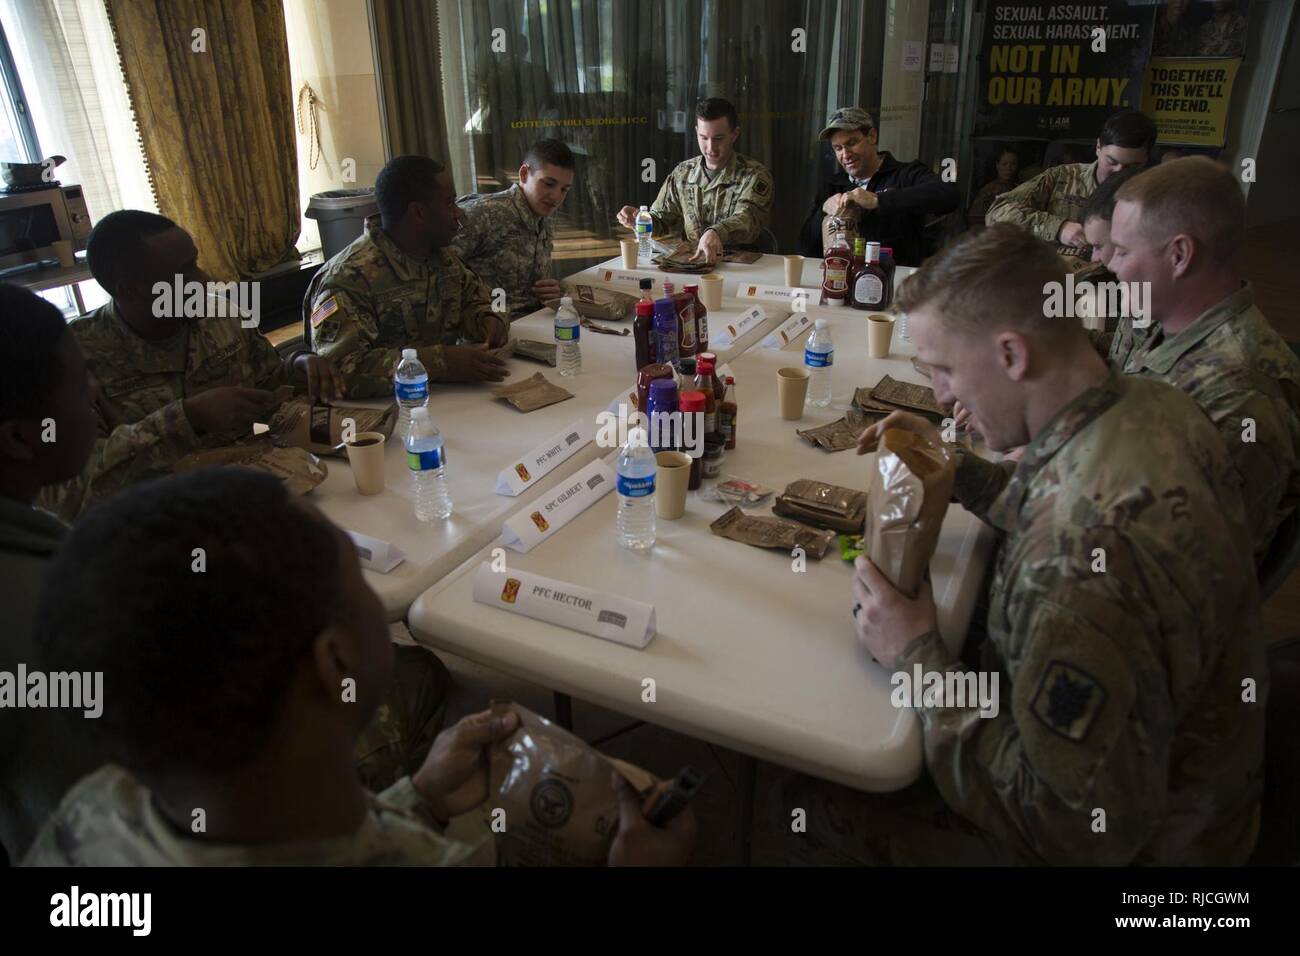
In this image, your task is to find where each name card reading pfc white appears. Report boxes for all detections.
[500,458,615,552]
[599,268,652,290]
[495,418,595,496]
[718,305,767,344]
[472,563,656,649]
[763,311,812,349]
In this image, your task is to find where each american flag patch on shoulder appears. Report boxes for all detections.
[310,295,339,328]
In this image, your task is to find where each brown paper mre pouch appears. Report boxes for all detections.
[545,284,639,322]
[709,507,836,559]
[491,372,574,413]
[173,441,328,496]
[488,701,654,866]
[269,400,397,456]
[865,428,956,598]
[773,480,868,532]
[867,375,946,419]
[795,407,878,452]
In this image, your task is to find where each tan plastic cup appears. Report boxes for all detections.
[620,238,638,270]
[345,431,387,495]
[52,240,76,268]
[654,451,692,519]
[777,367,811,420]
[867,313,896,359]
[699,273,723,310]
[783,254,804,287]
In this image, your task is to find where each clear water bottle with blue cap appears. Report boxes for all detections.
[805,318,833,407]
[634,205,654,265]
[555,296,581,377]
[616,426,656,551]
[406,406,452,521]
[394,347,429,439]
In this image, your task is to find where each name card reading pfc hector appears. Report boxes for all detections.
[495,418,595,496]
[472,563,656,648]
[500,458,615,552]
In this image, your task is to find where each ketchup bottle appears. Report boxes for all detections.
[821,228,852,307]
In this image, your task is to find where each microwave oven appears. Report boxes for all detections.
[0,184,92,272]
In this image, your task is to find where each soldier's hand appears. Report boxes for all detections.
[856,410,942,456]
[441,345,510,383]
[617,205,640,230]
[1058,220,1088,247]
[852,555,938,667]
[533,278,563,303]
[849,187,879,211]
[293,353,346,403]
[182,386,281,436]
[692,229,723,265]
[412,708,520,824]
[952,400,975,435]
[607,773,696,867]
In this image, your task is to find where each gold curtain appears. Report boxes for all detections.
[104,0,299,280]
[370,0,450,162]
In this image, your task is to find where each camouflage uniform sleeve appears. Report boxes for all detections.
[710,165,774,247]
[377,777,495,865]
[1197,379,1296,563]
[309,284,401,400]
[36,402,199,521]
[247,325,294,392]
[649,170,685,238]
[985,166,1070,243]
[952,449,1017,518]
[450,200,489,264]
[453,258,508,347]
[897,529,1178,864]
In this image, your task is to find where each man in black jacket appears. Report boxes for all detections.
[798,108,959,266]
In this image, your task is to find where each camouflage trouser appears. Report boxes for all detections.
[769,771,1014,866]
[354,644,452,792]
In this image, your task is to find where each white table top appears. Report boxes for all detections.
[311,293,789,619]
[408,294,996,793]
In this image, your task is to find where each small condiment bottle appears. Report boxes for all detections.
[678,390,707,489]
[638,277,654,304]
[702,435,724,479]
[636,362,675,414]
[720,375,737,449]
[646,378,680,454]
[633,299,654,372]
[693,354,720,434]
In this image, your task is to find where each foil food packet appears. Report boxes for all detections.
[709,507,836,559]
[268,400,397,457]
[488,702,655,866]
[173,439,328,496]
[545,284,639,322]
[773,479,869,533]
[866,428,956,598]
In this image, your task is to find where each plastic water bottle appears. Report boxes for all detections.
[616,427,656,551]
[897,312,909,343]
[805,318,834,407]
[555,296,581,377]
[405,406,452,521]
[394,348,429,439]
[634,206,654,265]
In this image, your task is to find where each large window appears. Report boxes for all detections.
[435,0,970,262]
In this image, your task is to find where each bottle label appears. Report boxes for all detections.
[855,274,884,305]
[617,474,655,498]
[704,412,717,434]
[635,221,652,238]
[805,348,834,368]
[823,257,849,293]
[555,323,580,343]
[407,447,444,471]
[395,380,428,402]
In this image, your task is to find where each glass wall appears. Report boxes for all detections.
[433,0,971,263]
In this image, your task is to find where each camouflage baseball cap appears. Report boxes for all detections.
[819,107,874,140]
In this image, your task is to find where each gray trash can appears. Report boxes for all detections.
[306,188,378,261]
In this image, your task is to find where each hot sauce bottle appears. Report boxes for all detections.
[719,375,737,449]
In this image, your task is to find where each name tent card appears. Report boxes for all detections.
[737,284,812,308]
[496,418,595,496]
[598,268,653,290]
[472,563,656,649]
[500,459,615,552]
[763,311,813,349]
[715,305,767,345]
[347,530,405,573]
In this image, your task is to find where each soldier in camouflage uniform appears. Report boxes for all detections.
[617,97,773,264]
[452,139,575,321]
[777,226,1264,865]
[306,155,510,399]
[36,210,343,523]
[22,470,691,867]
[986,109,1155,258]
[1108,158,1300,568]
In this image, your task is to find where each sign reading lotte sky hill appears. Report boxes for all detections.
[976,2,1156,139]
